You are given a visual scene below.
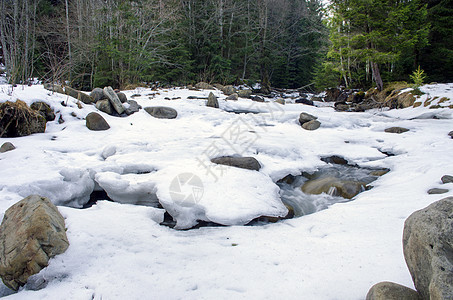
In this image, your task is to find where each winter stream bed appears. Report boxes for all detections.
[0,83,453,299]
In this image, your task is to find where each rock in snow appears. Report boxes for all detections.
[103,86,124,114]
[211,156,261,171]
[403,197,453,300]
[0,142,15,153]
[144,106,178,119]
[385,127,410,134]
[0,195,69,291]
[366,281,419,300]
[85,112,110,131]
[206,92,219,108]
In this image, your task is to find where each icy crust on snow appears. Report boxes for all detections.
[154,162,288,229]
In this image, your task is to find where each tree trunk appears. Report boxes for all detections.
[372,62,383,91]
[65,0,72,82]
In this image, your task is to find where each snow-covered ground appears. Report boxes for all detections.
[0,83,452,299]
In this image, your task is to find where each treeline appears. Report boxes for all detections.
[315,0,453,91]
[0,0,451,91]
[0,0,326,90]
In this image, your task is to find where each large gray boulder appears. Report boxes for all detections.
[302,177,365,199]
[0,142,15,153]
[441,175,453,184]
[403,197,453,300]
[0,100,46,137]
[90,88,107,102]
[95,100,114,115]
[116,92,127,103]
[302,120,321,131]
[385,127,409,134]
[30,101,55,121]
[195,82,214,90]
[207,92,219,108]
[103,86,125,114]
[86,112,110,131]
[43,83,64,94]
[366,282,420,300]
[211,156,261,171]
[237,89,252,98]
[299,112,317,125]
[144,106,178,119]
[223,85,236,95]
[124,100,141,115]
[225,93,239,101]
[64,87,94,104]
[0,195,69,291]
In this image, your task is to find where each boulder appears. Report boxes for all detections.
[195,82,214,90]
[441,175,453,184]
[43,83,64,94]
[325,88,341,102]
[0,100,46,137]
[370,169,390,176]
[213,83,224,90]
[116,92,127,103]
[403,197,453,300]
[144,106,178,119]
[299,112,317,125]
[211,156,261,171]
[103,86,125,114]
[295,98,314,106]
[321,155,348,165]
[0,195,69,291]
[352,91,365,104]
[64,86,94,104]
[95,100,114,115]
[237,89,252,98]
[427,188,449,195]
[302,177,365,199]
[86,112,110,131]
[225,93,239,101]
[207,92,219,108]
[385,127,410,134]
[124,100,141,115]
[90,88,106,102]
[30,102,55,121]
[251,95,265,102]
[335,103,351,111]
[223,85,236,95]
[0,142,15,153]
[366,281,420,300]
[275,98,285,105]
[302,120,321,131]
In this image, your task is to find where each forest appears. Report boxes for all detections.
[0,0,451,91]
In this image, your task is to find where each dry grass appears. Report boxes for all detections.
[0,100,45,137]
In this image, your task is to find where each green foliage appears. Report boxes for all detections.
[409,66,427,88]
[321,0,430,90]
[313,61,341,91]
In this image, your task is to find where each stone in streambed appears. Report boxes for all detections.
[0,142,16,153]
[0,195,69,291]
[144,106,178,119]
[86,112,110,131]
[103,86,125,114]
[366,281,420,300]
[211,156,261,171]
[403,197,453,300]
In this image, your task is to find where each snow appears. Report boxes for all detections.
[0,83,452,299]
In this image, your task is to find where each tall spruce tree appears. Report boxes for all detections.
[319,0,429,90]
